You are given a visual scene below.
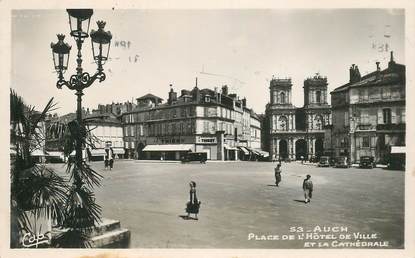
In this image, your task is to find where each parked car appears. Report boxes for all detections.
[181,152,207,164]
[334,156,350,168]
[329,157,336,167]
[359,156,376,169]
[318,156,330,167]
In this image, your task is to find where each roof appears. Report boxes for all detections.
[136,93,164,101]
[332,62,405,93]
[84,113,121,124]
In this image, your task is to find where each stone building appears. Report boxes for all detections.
[84,113,125,160]
[264,74,332,161]
[330,52,405,164]
[121,81,265,160]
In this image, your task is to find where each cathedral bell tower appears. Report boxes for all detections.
[303,73,328,108]
[269,76,293,106]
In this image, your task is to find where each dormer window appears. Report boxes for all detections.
[205,96,211,103]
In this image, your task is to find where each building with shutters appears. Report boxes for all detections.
[264,74,332,161]
[330,52,405,164]
[121,82,265,160]
[84,113,125,160]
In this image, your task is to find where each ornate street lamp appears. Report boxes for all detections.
[90,21,112,72]
[67,9,93,40]
[50,9,112,184]
[50,34,71,82]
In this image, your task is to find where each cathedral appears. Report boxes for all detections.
[264,74,331,161]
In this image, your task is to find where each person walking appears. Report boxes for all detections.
[303,174,313,203]
[274,163,282,187]
[186,181,201,220]
[104,151,109,170]
[109,147,114,170]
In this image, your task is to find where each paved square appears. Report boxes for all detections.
[57,160,404,248]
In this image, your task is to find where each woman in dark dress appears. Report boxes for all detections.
[186,181,201,220]
[274,163,282,186]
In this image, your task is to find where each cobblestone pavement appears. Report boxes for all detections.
[52,160,404,248]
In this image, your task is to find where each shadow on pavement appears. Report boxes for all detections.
[293,199,307,203]
[178,215,198,220]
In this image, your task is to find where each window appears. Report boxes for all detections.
[314,115,323,130]
[362,137,370,148]
[273,91,278,104]
[360,110,369,125]
[316,91,321,103]
[280,92,286,104]
[381,88,391,99]
[383,108,391,124]
[203,121,209,133]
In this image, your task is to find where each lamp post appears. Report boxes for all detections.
[51,9,112,187]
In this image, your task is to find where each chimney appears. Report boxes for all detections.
[349,64,356,83]
[221,85,228,95]
[242,98,247,108]
[354,65,361,81]
[376,62,381,80]
[376,62,380,72]
[168,84,177,104]
[388,51,396,69]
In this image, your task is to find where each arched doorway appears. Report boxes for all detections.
[315,138,324,159]
[279,139,288,160]
[295,139,307,160]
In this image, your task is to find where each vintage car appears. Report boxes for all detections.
[318,156,331,167]
[359,156,376,169]
[181,152,207,164]
[334,156,350,168]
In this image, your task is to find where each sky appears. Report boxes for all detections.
[11,9,404,115]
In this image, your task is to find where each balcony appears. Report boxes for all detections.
[376,123,405,131]
[356,124,374,131]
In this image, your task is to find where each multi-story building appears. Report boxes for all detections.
[85,113,125,160]
[121,82,264,160]
[264,74,332,161]
[45,110,125,161]
[330,52,405,164]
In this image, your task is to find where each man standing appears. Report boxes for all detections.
[274,163,282,187]
[303,174,313,203]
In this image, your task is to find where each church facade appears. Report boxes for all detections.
[264,74,332,161]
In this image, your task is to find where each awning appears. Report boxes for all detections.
[238,146,250,155]
[45,151,64,157]
[90,149,106,156]
[254,149,270,158]
[245,147,261,155]
[142,144,194,152]
[113,148,125,154]
[391,146,406,154]
[31,149,46,156]
[224,146,237,150]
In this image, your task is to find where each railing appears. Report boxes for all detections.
[376,123,405,131]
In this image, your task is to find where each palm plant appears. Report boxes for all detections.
[11,89,104,248]
[10,89,68,248]
[51,116,103,248]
